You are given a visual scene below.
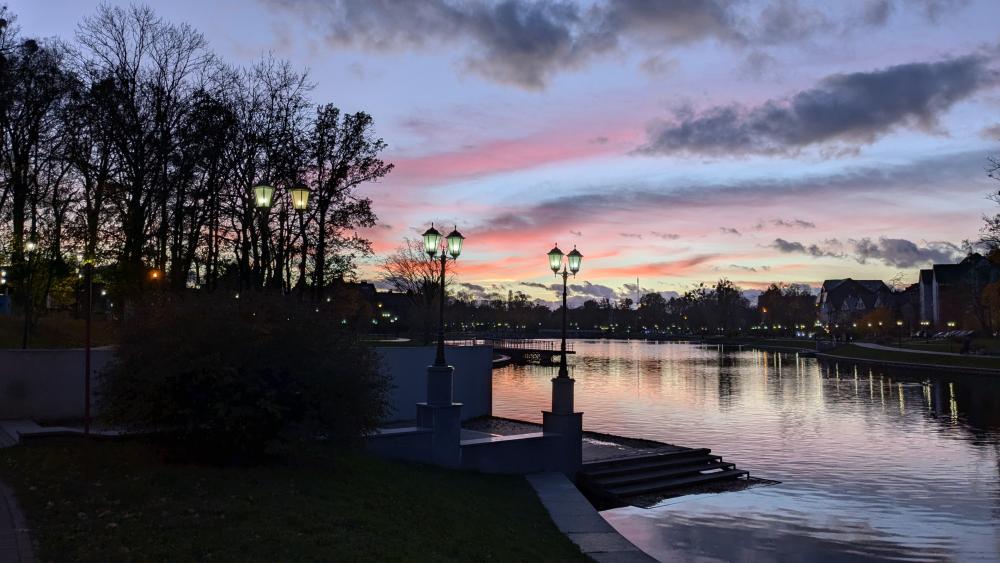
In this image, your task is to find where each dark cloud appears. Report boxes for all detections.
[264,0,971,89]
[567,281,617,300]
[620,232,643,239]
[641,54,997,156]
[569,229,583,237]
[752,0,827,43]
[519,281,549,289]
[264,0,732,89]
[770,238,843,258]
[720,227,741,236]
[728,264,770,272]
[771,218,815,229]
[861,0,893,26]
[639,54,677,77]
[851,237,964,268]
[917,0,971,22]
[650,231,680,240]
[738,50,779,81]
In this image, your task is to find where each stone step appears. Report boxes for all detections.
[593,461,736,488]
[581,453,721,478]
[581,448,711,472]
[606,469,749,497]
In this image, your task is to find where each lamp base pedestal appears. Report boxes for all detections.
[542,410,583,476]
[416,364,462,468]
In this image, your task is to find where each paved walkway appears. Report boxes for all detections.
[527,472,657,562]
[0,424,34,562]
[856,342,970,357]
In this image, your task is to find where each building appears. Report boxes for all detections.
[818,278,893,324]
[918,253,1000,328]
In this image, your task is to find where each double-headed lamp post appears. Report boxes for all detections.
[544,243,584,475]
[547,244,582,378]
[423,224,465,366]
[252,184,311,293]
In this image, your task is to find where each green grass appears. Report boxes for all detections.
[825,344,1000,371]
[0,438,586,562]
[898,338,1000,355]
[707,336,815,349]
[0,313,119,349]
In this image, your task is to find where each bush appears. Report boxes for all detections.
[99,293,390,462]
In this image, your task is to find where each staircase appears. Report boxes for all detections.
[579,448,748,499]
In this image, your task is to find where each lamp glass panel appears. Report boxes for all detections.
[422,226,441,256]
[446,229,464,258]
[567,249,583,274]
[290,186,310,211]
[547,246,563,272]
[253,185,275,208]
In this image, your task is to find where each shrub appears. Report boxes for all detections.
[99,293,390,462]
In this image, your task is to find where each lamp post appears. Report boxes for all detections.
[547,244,582,379]
[80,254,94,435]
[413,224,465,469]
[423,224,464,366]
[252,185,275,289]
[896,320,904,348]
[21,237,37,349]
[290,185,310,297]
[543,243,585,476]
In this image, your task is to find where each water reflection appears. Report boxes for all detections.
[493,340,1000,562]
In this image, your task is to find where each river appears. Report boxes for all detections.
[492,339,1000,562]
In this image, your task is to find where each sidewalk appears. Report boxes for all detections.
[527,472,657,562]
[0,425,34,563]
[855,342,971,357]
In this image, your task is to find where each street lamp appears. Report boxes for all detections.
[544,243,585,474]
[253,185,275,209]
[548,244,582,379]
[423,224,464,366]
[290,184,311,296]
[896,319,904,347]
[21,237,37,349]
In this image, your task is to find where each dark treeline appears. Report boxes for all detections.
[0,5,391,322]
[425,279,818,337]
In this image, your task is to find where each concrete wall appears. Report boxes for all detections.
[0,347,114,422]
[375,345,492,422]
[0,344,492,424]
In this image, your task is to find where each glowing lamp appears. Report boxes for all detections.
[567,247,583,274]
[547,244,564,273]
[252,185,275,209]
[290,185,310,211]
[446,227,464,258]
[422,224,442,257]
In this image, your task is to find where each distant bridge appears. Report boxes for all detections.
[449,335,574,365]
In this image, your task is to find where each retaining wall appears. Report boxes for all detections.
[0,344,492,423]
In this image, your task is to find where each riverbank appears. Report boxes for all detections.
[817,344,1000,375]
[0,437,585,561]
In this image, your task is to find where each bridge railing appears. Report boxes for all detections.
[444,333,574,352]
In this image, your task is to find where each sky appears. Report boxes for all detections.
[11,0,1000,306]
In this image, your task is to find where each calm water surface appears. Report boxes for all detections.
[492,340,1000,562]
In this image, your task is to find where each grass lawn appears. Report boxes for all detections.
[826,344,1000,371]
[708,336,815,349]
[899,338,1000,355]
[0,438,586,562]
[0,313,119,348]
